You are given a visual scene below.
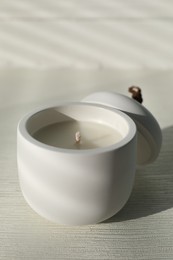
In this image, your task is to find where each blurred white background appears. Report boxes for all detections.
[0,0,173,112]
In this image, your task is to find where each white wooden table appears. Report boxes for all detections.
[0,1,173,259]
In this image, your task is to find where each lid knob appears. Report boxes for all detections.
[129,86,143,104]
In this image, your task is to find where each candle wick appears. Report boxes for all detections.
[75,131,81,144]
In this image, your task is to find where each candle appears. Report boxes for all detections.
[33,121,123,149]
[17,102,137,225]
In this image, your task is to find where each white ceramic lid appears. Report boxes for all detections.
[82,91,162,165]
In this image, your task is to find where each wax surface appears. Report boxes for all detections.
[33,121,123,149]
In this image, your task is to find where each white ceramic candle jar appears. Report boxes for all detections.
[17,102,137,225]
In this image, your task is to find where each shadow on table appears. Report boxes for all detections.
[103,125,173,223]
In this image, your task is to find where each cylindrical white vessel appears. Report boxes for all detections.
[17,103,136,225]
